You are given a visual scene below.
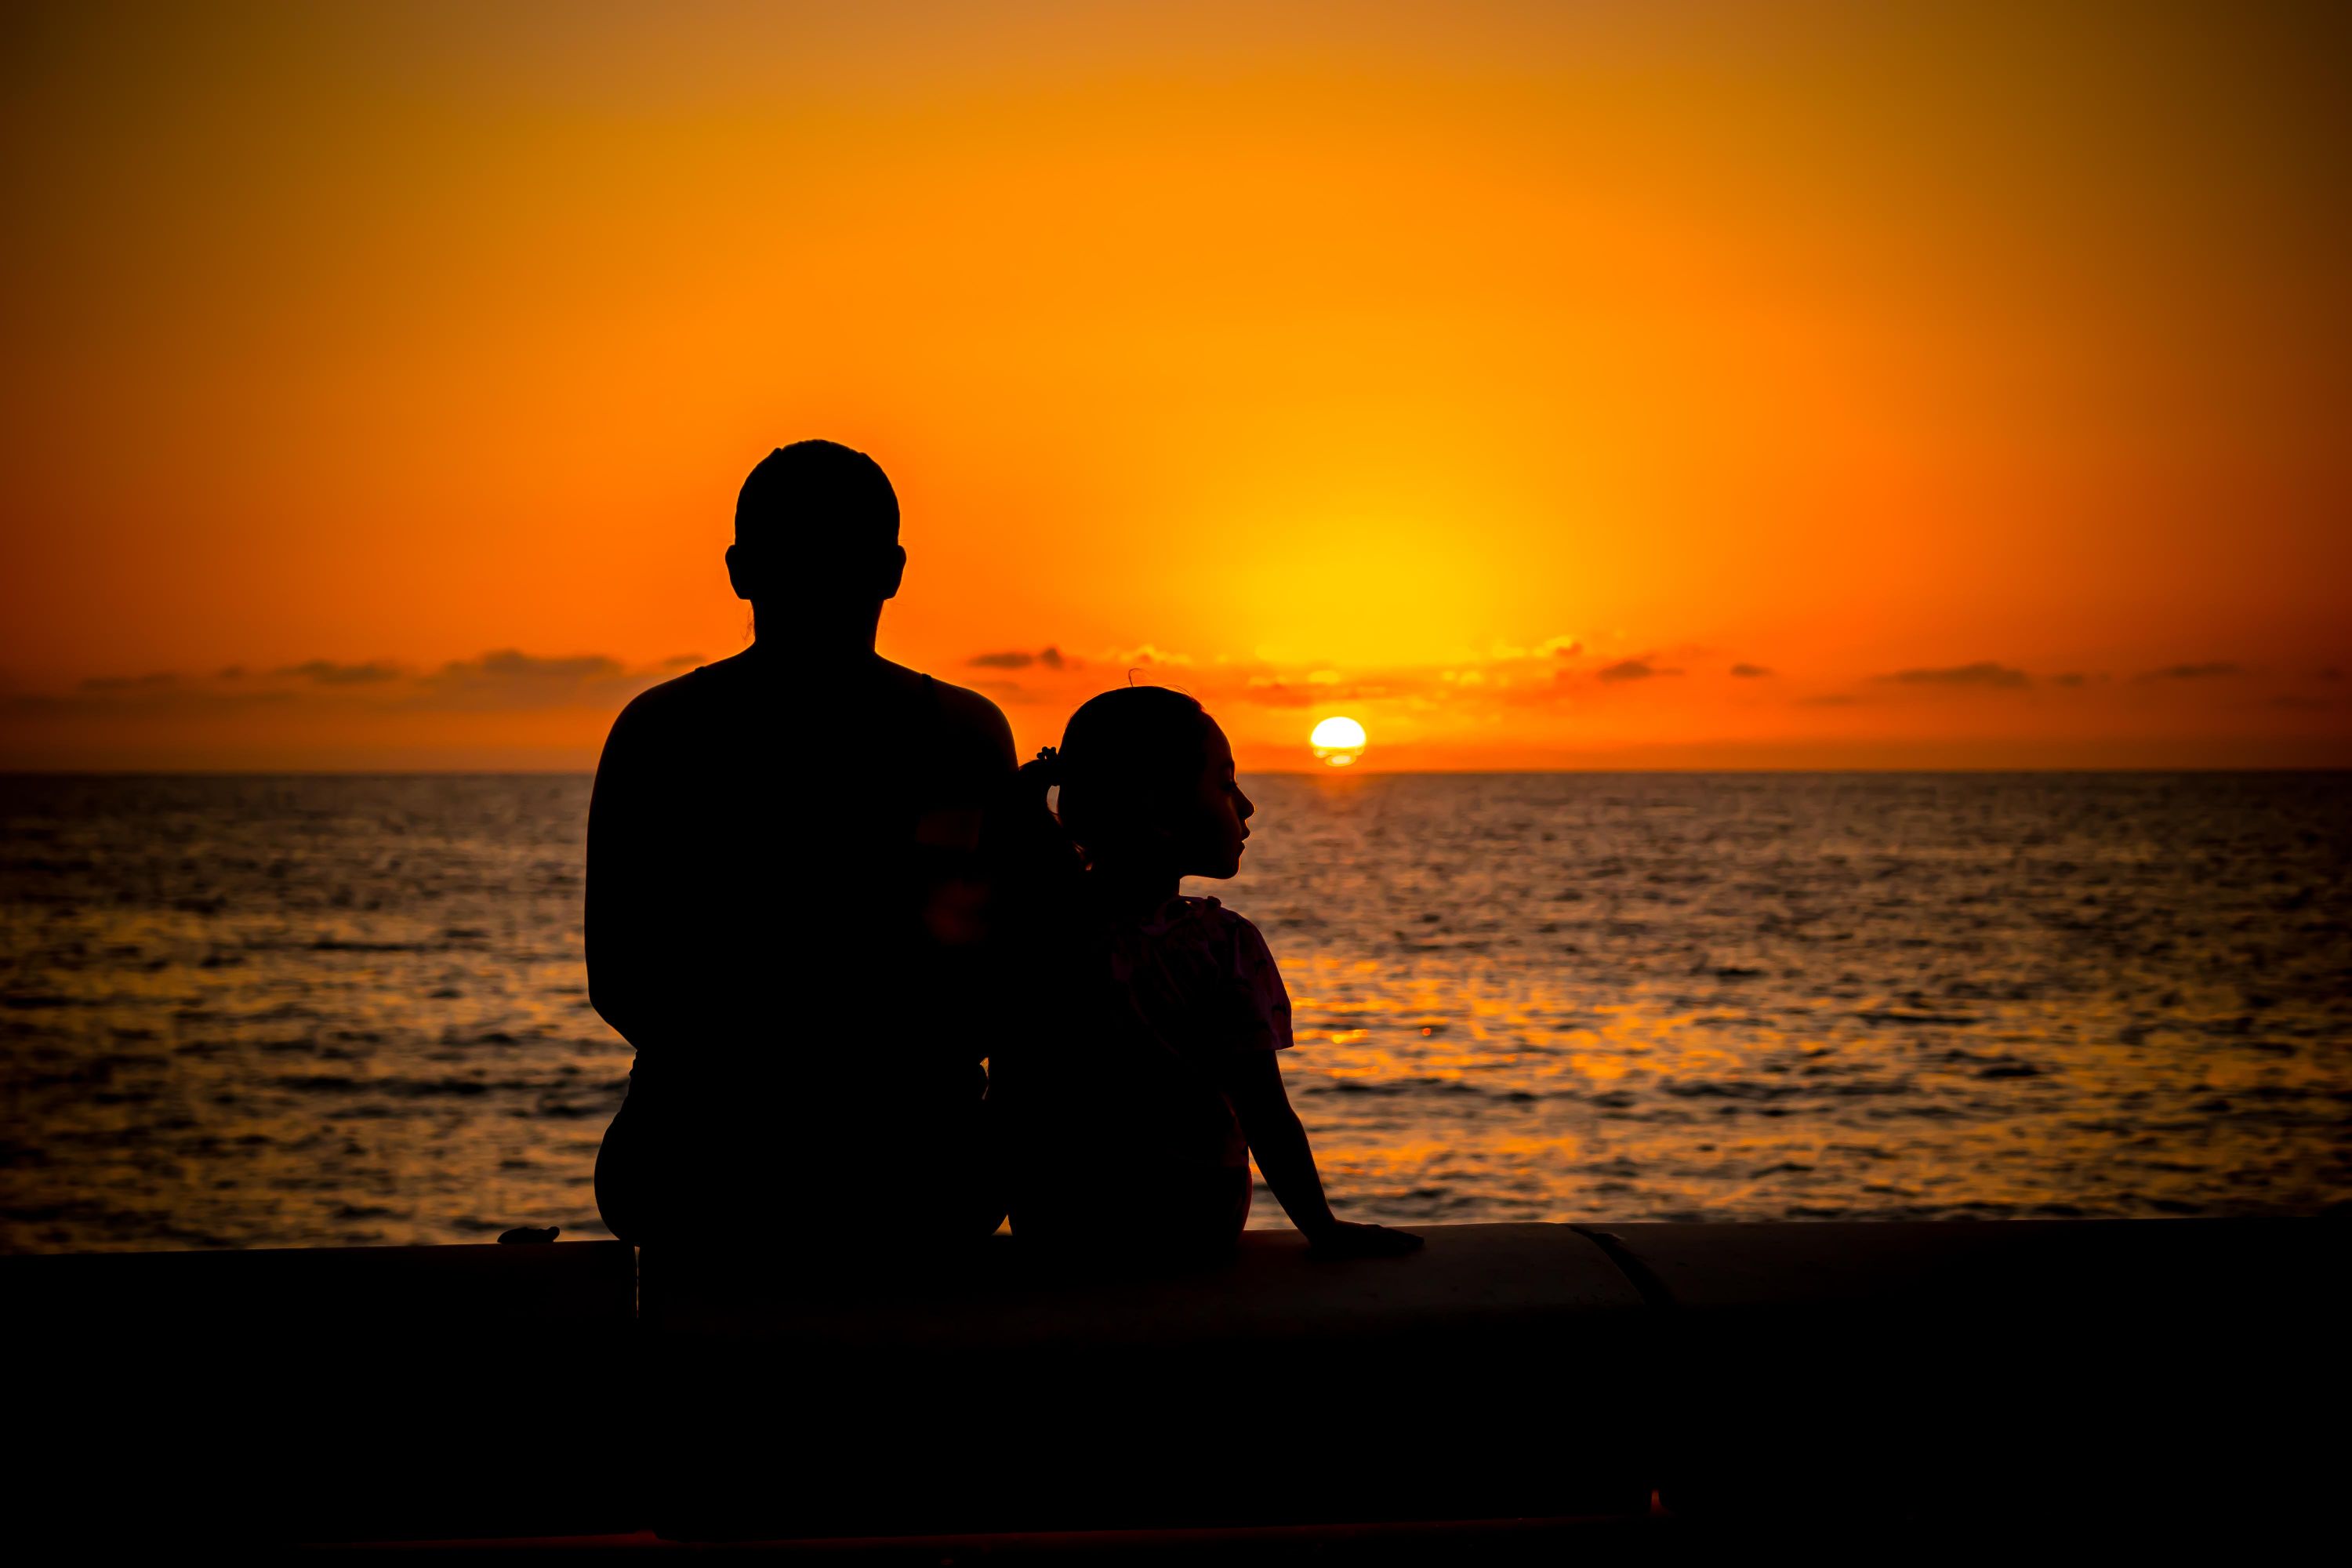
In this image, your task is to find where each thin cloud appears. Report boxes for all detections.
[2138,662,2245,681]
[1729,662,1773,678]
[277,659,401,685]
[468,650,623,682]
[1105,644,1192,667]
[1236,679,1323,709]
[1598,657,1682,683]
[1878,662,2030,688]
[10,681,291,717]
[969,645,1071,672]
[414,650,646,710]
[45,650,665,717]
[1485,635,1583,661]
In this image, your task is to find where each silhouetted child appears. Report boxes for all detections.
[994,687,1421,1261]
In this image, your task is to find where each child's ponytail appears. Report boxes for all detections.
[1016,743,1065,799]
[989,745,1085,931]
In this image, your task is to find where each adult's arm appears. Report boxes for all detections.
[584,690,669,1052]
[907,683,1019,1075]
[918,682,1018,857]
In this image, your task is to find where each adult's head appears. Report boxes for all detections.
[725,441,906,638]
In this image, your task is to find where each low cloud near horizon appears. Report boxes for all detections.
[277,659,402,685]
[1598,657,1683,683]
[78,671,177,692]
[8,640,2342,771]
[1878,661,2031,689]
[968,645,1069,672]
[16,649,699,720]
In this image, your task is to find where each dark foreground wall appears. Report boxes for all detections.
[9,1240,641,1542]
[9,1220,2339,1545]
[1578,1219,2341,1530]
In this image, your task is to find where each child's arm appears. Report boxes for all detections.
[1225,1052,1421,1258]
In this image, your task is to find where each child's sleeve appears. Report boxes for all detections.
[1225,915,1295,1054]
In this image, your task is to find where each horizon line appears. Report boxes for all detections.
[5,764,2348,779]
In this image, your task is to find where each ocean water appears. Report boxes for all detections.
[2,771,2347,1250]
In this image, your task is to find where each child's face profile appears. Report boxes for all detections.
[1177,720,1254,880]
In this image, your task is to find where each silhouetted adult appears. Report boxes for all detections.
[589,441,1014,1250]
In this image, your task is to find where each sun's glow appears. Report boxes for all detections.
[0,9,2344,772]
[1311,715,1367,767]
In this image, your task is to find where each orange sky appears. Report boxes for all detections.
[2,1,2347,770]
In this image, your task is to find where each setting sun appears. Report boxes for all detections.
[1311,716,1367,767]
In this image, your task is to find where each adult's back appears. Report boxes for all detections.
[587,442,1014,1248]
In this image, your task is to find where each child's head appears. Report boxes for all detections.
[1036,688,1254,880]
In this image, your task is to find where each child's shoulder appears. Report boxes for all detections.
[1148,894,1254,935]
[1160,900,1290,1042]
[1143,896,1276,964]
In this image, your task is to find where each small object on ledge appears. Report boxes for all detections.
[498,1225,561,1244]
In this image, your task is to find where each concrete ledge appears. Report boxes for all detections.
[650,1218,1643,1346]
[644,1224,1653,1539]
[1575,1216,2326,1312]
[1577,1219,2343,1526]
[7,1220,2339,1544]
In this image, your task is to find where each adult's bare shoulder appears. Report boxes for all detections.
[928,676,1018,777]
[600,666,706,761]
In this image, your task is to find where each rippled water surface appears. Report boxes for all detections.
[3,772,2347,1250]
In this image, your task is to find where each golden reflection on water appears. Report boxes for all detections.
[2,771,2349,1249]
[1227,771,2352,1228]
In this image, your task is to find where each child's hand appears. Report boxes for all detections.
[1305,1220,1423,1259]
